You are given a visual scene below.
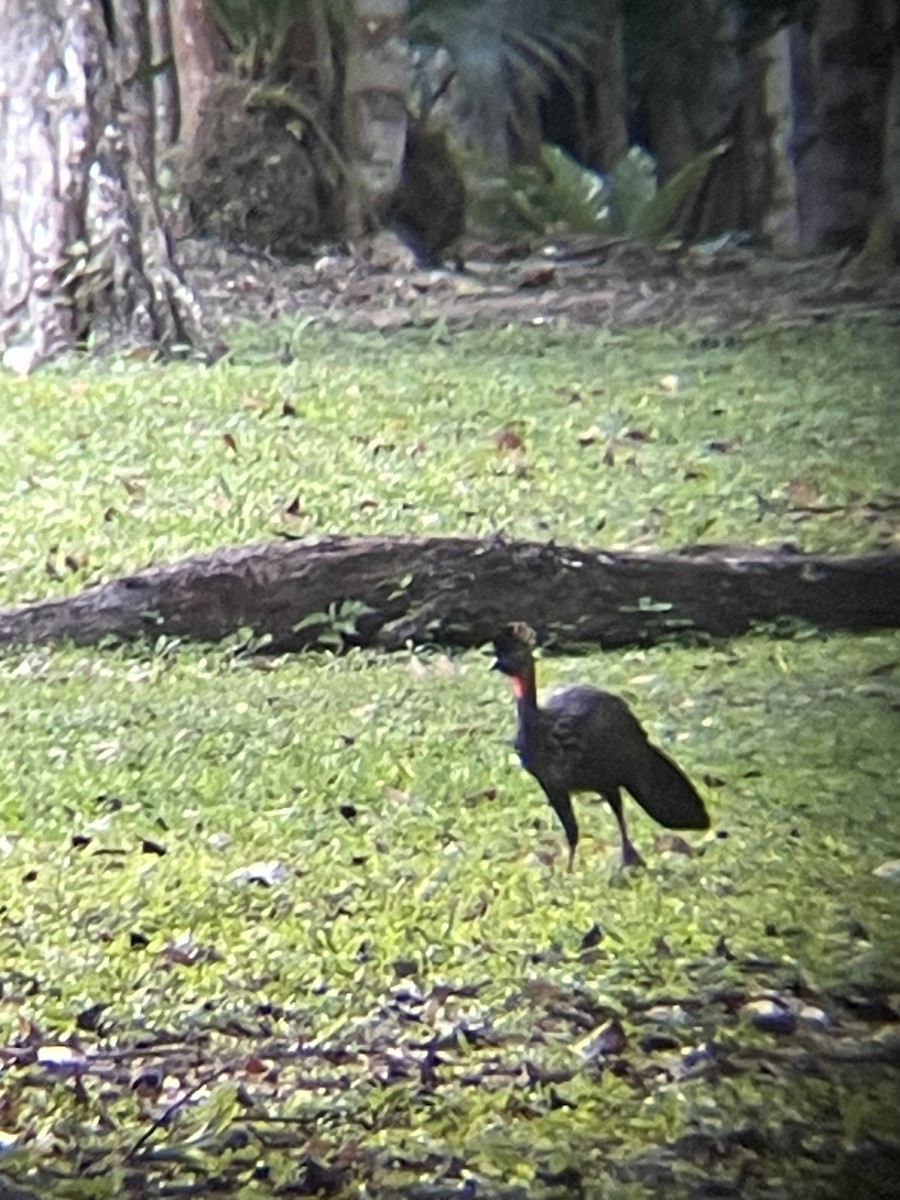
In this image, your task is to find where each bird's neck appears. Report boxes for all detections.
[510,668,538,712]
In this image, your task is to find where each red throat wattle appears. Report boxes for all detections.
[510,675,528,700]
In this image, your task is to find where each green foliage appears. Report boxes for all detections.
[410,0,606,141]
[495,144,609,235]
[212,0,302,75]
[606,145,658,234]
[630,141,730,240]
[211,0,352,78]
[475,141,732,240]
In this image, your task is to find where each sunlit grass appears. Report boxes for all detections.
[0,318,897,1196]
[0,320,896,607]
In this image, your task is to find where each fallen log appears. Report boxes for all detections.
[0,535,897,653]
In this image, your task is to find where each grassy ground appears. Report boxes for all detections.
[1,320,897,607]
[0,318,898,1198]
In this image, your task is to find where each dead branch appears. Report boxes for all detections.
[0,535,897,654]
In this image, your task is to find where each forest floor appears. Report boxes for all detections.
[180,233,900,343]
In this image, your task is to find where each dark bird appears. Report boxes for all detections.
[492,623,709,869]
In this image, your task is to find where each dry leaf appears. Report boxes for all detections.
[496,427,526,453]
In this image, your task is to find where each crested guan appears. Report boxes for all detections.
[492,623,709,869]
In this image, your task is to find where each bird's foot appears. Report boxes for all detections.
[621,842,645,868]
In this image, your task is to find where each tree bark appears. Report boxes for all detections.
[0,536,896,654]
[791,0,895,251]
[149,0,179,155]
[168,0,229,150]
[341,0,411,237]
[0,0,203,372]
[588,4,628,171]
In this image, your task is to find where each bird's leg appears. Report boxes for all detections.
[544,789,579,872]
[609,792,645,867]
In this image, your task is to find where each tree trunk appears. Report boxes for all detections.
[341,0,412,237]
[168,0,229,150]
[149,0,179,155]
[0,0,203,372]
[760,27,801,252]
[0,536,896,654]
[588,5,628,171]
[791,0,895,251]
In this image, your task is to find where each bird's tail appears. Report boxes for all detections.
[624,744,709,830]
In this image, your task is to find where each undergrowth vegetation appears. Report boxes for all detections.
[0,318,897,1197]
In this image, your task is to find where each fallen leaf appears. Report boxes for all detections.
[654,833,694,855]
[161,936,209,967]
[785,477,819,507]
[574,1018,627,1060]
[518,266,555,289]
[496,427,525,453]
[579,923,603,950]
[463,787,497,808]
[228,860,292,887]
[75,1002,109,1032]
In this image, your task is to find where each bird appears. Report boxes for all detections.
[491,622,709,869]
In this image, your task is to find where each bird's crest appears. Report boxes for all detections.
[494,622,536,653]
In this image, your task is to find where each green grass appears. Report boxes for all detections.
[0,318,898,1197]
[0,320,897,608]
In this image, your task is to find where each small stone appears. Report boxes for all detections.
[741,998,797,1035]
[366,231,418,273]
[797,1005,830,1030]
[676,1042,718,1078]
[644,1004,692,1026]
[873,860,900,882]
[3,344,40,376]
[227,860,291,886]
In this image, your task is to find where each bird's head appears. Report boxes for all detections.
[491,622,537,679]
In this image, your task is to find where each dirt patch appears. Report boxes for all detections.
[179,232,900,342]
